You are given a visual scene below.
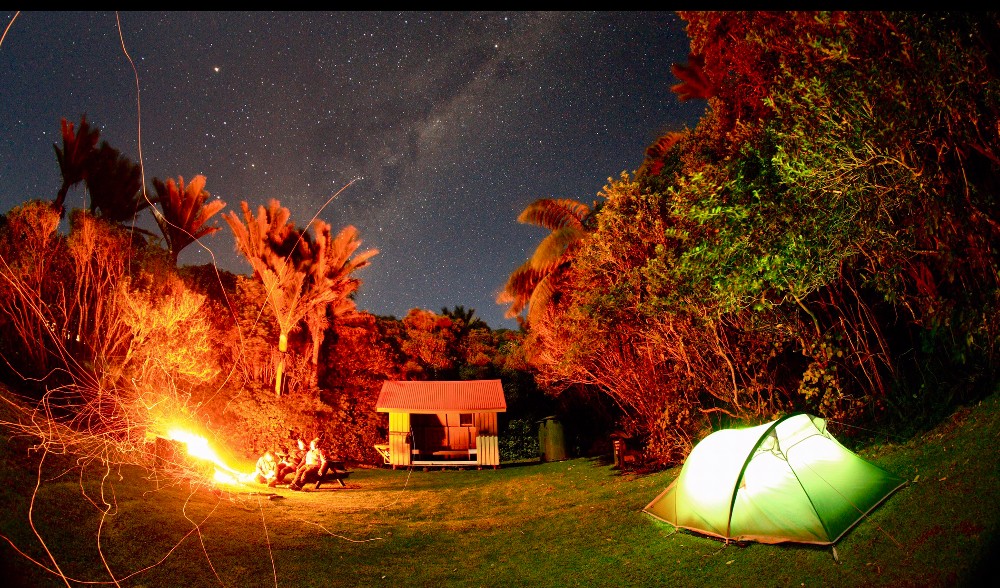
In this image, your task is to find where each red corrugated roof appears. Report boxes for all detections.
[376,380,506,413]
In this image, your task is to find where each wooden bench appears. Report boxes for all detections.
[412,448,478,460]
[431,450,472,459]
[314,460,351,489]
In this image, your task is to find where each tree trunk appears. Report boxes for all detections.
[275,333,288,397]
[54,184,69,218]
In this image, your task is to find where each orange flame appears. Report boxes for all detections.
[166,427,251,484]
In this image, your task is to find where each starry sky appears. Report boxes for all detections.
[0,11,704,330]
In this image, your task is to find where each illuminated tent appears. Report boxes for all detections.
[643,413,906,545]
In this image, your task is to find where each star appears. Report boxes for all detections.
[0,10,703,329]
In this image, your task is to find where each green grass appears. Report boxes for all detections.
[1,391,998,587]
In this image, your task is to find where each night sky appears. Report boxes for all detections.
[0,11,704,330]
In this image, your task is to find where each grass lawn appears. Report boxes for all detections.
[1,390,998,587]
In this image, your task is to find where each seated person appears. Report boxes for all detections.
[276,438,306,484]
[253,450,278,487]
[288,438,328,491]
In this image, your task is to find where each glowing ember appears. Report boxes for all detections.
[166,427,250,484]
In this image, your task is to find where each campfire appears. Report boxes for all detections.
[165,428,252,485]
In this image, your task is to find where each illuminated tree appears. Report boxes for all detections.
[317,312,402,462]
[520,174,744,462]
[0,200,65,376]
[521,12,1000,466]
[400,308,458,379]
[84,142,150,224]
[301,222,378,380]
[151,175,227,265]
[224,199,377,395]
[64,210,134,371]
[497,198,591,326]
[52,115,100,218]
[441,305,487,333]
[108,271,219,395]
[438,306,494,378]
[0,201,220,476]
[668,11,1000,422]
[0,205,140,385]
[53,116,153,229]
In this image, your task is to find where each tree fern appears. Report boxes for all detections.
[498,198,591,323]
[151,175,226,265]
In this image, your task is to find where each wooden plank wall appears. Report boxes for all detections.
[388,412,411,467]
[474,412,499,466]
[476,434,499,466]
[474,412,497,435]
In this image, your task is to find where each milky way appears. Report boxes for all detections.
[0,11,704,329]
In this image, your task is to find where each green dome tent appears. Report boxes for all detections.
[643,413,906,545]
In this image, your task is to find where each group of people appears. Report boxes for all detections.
[252,437,329,491]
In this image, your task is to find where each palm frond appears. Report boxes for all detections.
[529,226,586,271]
[517,198,589,231]
[497,263,543,319]
[499,197,593,323]
[53,116,101,216]
[670,53,715,101]
[153,175,226,263]
[526,273,557,327]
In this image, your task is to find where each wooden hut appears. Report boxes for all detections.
[374,379,506,469]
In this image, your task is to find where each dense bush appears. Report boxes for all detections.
[509,12,1000,466]
[499,418,540,462]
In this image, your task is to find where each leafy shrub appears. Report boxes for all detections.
[500,418,539,462]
